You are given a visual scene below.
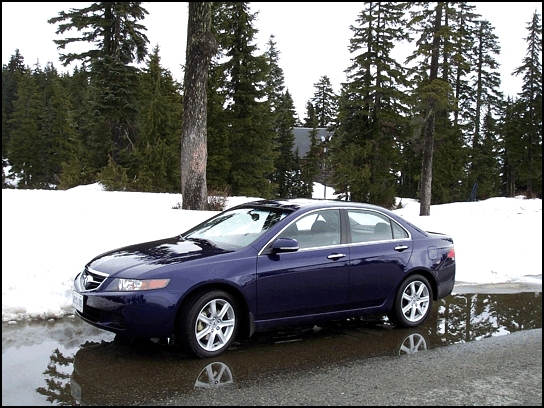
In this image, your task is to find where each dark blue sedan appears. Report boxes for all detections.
[72,199,455,358]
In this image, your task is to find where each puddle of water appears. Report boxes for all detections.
[2,291,541,406]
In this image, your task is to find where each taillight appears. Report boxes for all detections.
[447,248,455,260]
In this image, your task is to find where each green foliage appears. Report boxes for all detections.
[311,75,337,129]
[135,45,182,192]
[206,60,232,191]
[509,10,543,198]
[330,1,413,207]
[2,50,26,161]
[40,67,79,187]
[97,156,130,191]
[2,2,540,206]
[58,157,87,190]
[48,2,151,186]
[48,2,149,67]
[7,68,47,188]
[272,91,299,198]
[209,2,278,198]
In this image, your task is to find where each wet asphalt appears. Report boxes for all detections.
[156,328,542,406]
[2,281,542,406]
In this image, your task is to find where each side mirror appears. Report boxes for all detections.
[271,238,299,253]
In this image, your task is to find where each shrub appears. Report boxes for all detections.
[207,186,231,211]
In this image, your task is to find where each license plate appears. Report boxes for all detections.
[72,291,84,314]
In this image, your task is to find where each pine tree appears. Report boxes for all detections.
[406,2,455,214]
[7,68,46,188]
[272,90,299,198]
[473,107,502,198]
[48,2,150,186]
[430,3,476,204]
[310,75,337,129]
[501,97,525,197]
[331,2,410,207]
[206,57,232,191]
[136,45,182,193]
[462,11,504,201]
[264,35,285,115]
[262,35,305,197]
[2,49,26,185]
[510,10,542,198]
[210,2,278,198]
[48,2,149,67]
[58,63,96,189]
[40,65,78,187]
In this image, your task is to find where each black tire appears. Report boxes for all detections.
[180,290,238,358]
[113,334,135,346]
[388,274,433,328]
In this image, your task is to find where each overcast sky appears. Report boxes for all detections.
[2,2,542,119]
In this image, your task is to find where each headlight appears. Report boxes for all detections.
[106,278,170,291]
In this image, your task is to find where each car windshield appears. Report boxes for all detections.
[182,207,290,249]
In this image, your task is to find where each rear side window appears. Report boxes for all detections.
[391,220,409,239]
[347,210,407,243]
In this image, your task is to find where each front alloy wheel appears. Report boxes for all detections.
[181,290,238,358]
[389,274,432,328]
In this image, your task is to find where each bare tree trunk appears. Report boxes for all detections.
[420,102,436,216]
[181,2,216,210]
[419,2,443,216]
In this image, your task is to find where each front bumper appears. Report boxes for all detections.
[73,273,181,338]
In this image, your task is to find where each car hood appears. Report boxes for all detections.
[87,236,231,277]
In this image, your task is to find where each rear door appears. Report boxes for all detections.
[345,209,413,308]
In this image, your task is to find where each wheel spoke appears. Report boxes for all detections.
[409,304,418,320]
[215,329,227,345]
[206,332,217,349]
[413,336,425,350]
[204,364,216,381]
[198,313,213,326]
[215,364,228,381]
[217,302,231,320]
[210,300,218,317]
[196,324,212,341]
[401,303,412,316]
[218,317,235,330]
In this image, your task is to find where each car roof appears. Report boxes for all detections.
[231,198,389,213]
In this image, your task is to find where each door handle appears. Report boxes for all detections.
[394,245,409,252]
[327,253,346,260]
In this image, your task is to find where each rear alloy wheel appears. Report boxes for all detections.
[181,290,238,358]
[389,274,432,328]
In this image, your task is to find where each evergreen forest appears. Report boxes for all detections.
[2,2,542,211]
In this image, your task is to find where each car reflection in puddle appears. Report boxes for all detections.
[194,361,234,389]
[34,291,542,406]
[68,325,433,405]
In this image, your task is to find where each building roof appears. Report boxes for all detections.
[292,127,332,158]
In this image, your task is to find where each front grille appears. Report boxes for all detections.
[110,313,126,329]
[82,304,101,322]
[81,305,125,329]
[80,268,108,291]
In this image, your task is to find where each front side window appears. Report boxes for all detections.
[279,209,341,249]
